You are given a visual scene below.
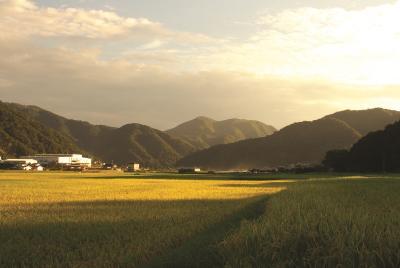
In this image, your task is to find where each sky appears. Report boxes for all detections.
[1,0,400,130]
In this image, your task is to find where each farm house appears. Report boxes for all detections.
[127,163,140,172]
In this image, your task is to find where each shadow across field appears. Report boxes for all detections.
[76,172,392,182]
[0,197,273,267]
[219,181,295,189]
[80,173,304,181]
[145,197,269,268]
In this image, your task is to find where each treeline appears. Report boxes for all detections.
[323,121,400,172]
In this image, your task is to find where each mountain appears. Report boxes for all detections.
[3,101,399,169]
[324,120,400,172]
[92,124,195,167]
[0,102,82,157]
[1,102,195,167]
[166,116,276,149]
[178,108,400,170]
[324,109,400,136]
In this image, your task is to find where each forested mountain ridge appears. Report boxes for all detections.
[2,101,399,169]
[166,116,276,149]
[0,102,82,157]
[0,102,195,166]
[324,120,400,172]
[178,109,400,170]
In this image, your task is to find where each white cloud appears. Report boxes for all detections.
[0,0,214,44]
[8,0,400,85]
[1,40,400,129]
[139,40,165,50]
[0,0,160,39]
[211,1,400,84]
[1,0,400,129]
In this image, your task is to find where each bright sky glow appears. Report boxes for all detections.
[0,0,399,129]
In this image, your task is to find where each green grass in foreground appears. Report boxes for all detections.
[1,172,400,267]
[219,177,400,267]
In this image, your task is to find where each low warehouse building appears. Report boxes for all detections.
[0,159,43,171]
[4,159,38,165]
[23,154,92,168]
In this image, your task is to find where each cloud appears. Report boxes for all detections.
[0,0,213,44]
[213,1,400,84]
[139,40,165,50]
[1,0,400,129]
[1,40,400,130]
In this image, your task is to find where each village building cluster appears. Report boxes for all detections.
[0,154,143,172]
[0,154,92,171]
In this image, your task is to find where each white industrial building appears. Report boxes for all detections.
[4,159,38,165]
[0,159,43,171]
[22,154,92,167]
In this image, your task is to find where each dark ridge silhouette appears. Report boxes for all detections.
[178,109,400,170]
[324,120,400,172]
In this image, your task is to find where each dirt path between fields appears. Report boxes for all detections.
[145,196,269,268]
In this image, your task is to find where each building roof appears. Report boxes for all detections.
[31,154,83,157]
[4,159,38,162]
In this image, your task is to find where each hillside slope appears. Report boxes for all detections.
[166,116,276,149]
[324,120,400,172]
[178,109,400,170]
[325,108,400,136]
[0,102,82,157]
[94,124,195,167]
[5,102,196,167]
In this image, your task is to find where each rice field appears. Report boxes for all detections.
[0,172,399,267]
[0,172,286,267]
[218,177,400,267]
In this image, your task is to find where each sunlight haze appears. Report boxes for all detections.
[0,0,399,129]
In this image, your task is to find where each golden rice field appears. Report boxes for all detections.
[0,172,400,267]
[0,172,286,267]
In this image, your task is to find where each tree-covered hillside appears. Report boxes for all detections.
[166,116,276,149]
[324,120,400,172]
[4,102,196,167]
[178,109,400,170]
[0,102,82,157]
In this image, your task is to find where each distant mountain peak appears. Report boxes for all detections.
[326,108,400,136]
[166,116,276,149]
[193,116,215,121]
[0,101,195,167]
[178,108,400,170]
